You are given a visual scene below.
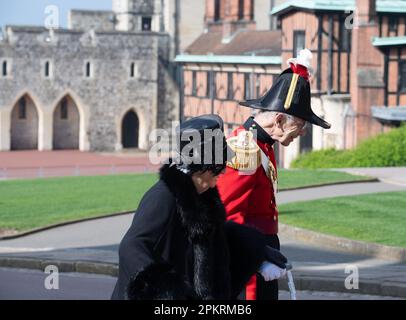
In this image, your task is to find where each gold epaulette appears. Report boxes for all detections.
[226,131,261,171]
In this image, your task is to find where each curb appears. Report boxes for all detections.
[278,177,379,192]
[0,256,404,299]
[0,179,378,241]
[278,274,406,298]
[0,211,134,241]
[0,257,118,277]
[279,223,406,262]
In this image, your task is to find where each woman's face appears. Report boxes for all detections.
[192,170,224,194]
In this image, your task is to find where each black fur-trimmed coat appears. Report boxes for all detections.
[111,163,269,300]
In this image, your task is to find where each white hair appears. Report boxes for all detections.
[254,110,297,124]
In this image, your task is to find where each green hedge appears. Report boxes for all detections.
[291,124,406,169]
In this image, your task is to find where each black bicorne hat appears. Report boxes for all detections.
[239,66,331,129]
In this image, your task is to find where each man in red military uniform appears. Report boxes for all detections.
[217,49,331,300]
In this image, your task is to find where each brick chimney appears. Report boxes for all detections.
[205,0,256,40]
[357,0,376,24]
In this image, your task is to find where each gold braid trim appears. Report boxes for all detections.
[284,73,299,110]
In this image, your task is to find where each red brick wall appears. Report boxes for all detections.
[280,11,351,94]
[182,65,277,133]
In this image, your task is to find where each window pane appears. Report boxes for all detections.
[61,98,68,119]
[19,98,26,119]
[192,71,197,96]
[340,22,350,50]
[389,16,398,32]
[227,73,234,100]
[401,61,406,91]
[214,0,221,21]
[244,73,250,99]
[206,72,211,97]
[293,31,305,57]
[213,72,217,98]
[256,76,261,98]
[45,61,50,77]
[2,61,6,76]
[142,17,152,31]
[86,62,91,77]
[130,63,135,77]
[238,0,244,20]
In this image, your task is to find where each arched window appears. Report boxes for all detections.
[86,62,91,77]
[45,61,50,77]
[18,97,26,119]
[130,62,135,78]
[2,60,7,76]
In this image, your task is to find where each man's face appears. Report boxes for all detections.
[278,116,308,147]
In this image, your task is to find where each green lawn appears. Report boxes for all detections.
[278,169,372,189]
[0,174,157,231]
[279,191,406,248]
[0,169,371,232]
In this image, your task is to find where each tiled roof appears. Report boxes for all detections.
[372,106,406,121]
[372,36,406,47]
[184,30,281,57]
[271,0,406,16]
[175,55,282,65]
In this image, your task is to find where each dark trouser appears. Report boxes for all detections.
[238,234,280,300]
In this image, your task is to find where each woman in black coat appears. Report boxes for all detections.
[111,115,287,300]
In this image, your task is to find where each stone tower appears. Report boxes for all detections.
[112,0,164,32]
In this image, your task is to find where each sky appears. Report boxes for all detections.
[0,0,112,29]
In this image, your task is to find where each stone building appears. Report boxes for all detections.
[0,0,210,152]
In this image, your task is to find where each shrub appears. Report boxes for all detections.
[291,124,406,168]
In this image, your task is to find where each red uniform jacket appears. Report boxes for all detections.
[217,126,278,235]
[217,120,279,300]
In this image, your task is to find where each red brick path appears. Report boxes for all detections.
[0,150,160,180]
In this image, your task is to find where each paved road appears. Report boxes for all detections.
[0,267,116,300]
[1,181,404,251]
[337,167,406,187]
[0,268,402,300]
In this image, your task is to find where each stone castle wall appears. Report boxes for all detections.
[0,26,176,151]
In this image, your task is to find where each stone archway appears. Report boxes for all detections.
[53,95,80,150]
[122,110,139,148]
[10,94,39,150]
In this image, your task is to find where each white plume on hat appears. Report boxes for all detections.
[286,48,314,75]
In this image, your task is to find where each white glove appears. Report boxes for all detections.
[258,261,287,281]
